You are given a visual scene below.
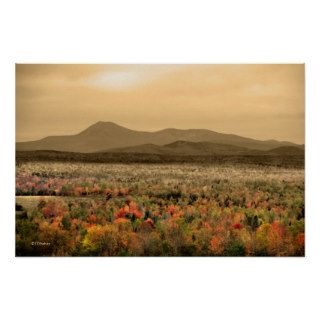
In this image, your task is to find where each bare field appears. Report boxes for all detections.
[17,161,304,184]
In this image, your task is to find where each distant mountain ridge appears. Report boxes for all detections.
[107,141,256,155]
[107,141,304,156]
[16,121,304,154]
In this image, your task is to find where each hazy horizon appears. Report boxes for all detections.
[16,64,305,144]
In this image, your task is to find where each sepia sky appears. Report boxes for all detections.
[16,64,305,143]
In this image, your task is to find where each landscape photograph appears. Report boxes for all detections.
[15,64,305,256]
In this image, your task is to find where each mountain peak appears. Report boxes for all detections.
[78,121,127,135]
[91,121,120,128]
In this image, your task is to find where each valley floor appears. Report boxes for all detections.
[16,162,305,256]
[16,150,304,168]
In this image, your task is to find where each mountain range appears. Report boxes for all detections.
[16,121,304,155]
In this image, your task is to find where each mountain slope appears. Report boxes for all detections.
[108,143,168,155]
[108,141,260,155]
[267,146,304,156]
[164,140,257,155]
[16,121,303,153]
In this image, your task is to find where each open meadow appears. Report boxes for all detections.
[16,161,305,256]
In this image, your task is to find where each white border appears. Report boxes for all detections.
[1,1,319,319]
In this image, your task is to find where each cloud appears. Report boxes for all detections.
[16,64,305,143]
[88,70,144,89]
[83,65,182,90]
